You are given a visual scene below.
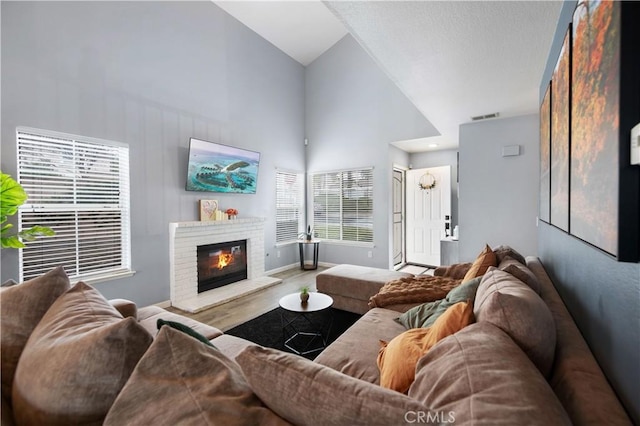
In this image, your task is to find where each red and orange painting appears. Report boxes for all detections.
[570,0,620,256]
[551,28,570,232]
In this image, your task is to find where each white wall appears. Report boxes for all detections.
[305,35,439,268]
[0,2,305,305]
[458,114,539,261]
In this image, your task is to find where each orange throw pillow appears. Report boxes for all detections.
[462,244,497,282]
[377,301,474,393]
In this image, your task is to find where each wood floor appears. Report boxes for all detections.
[166,266,328,332]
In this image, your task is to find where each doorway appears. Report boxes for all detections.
[405,166,451,267]
[392,167,405,268]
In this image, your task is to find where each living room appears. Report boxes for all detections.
[1,0,638,423]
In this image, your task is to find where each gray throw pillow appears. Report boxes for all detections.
[397,276,482,329]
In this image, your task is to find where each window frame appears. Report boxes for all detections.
[16,127,133,284]
[275,168,305,246]
[310,167,374,247]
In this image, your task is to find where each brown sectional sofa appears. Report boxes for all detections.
[0,256,632,425]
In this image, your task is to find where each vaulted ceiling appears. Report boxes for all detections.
[214,1,564,152]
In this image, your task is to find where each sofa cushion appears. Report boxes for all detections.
[378,301,474,393]
[236,345,439,426]
[493,244,527,265]
[397,276,482,329]
[409,322,571,425]
[474,268,556,377]
[498,256,541,294]
[157,318,216,347]
[314,308,406,384]
[137,305,223,340]
[462,244,497,282]
[0,266,70,403]
[104,327,288,426]
[108,298,137,318]
[316,264,413,300]
[12,282,153,426]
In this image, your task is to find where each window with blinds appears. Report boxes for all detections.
[16,128,131,282]
[276,170,304,244]
[311,167,373,243]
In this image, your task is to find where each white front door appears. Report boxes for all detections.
[406,166,451,266]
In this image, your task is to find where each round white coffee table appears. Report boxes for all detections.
[279,292,333,355]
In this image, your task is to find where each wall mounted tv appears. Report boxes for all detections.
[186,138,260,194]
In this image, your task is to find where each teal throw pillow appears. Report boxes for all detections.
[397,276,483,329]
[157,319,216,348]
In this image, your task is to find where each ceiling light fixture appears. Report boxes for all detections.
[428,143,439,148]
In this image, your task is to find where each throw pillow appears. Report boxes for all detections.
[0,266,70,403]
[12,282,153,425]
[498,257,541,294]
[474,268,556,377]
[236,345,437,426]
[397,276,482,329]
[493,245,527,265]
[157,318,216,348]
[408,322,570,425]
[378,301,474,393]
[104,327,287,426]
[462,244,497,282]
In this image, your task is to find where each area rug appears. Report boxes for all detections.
[226,307,361,360]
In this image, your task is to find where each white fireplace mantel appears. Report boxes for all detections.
[169,218,281,313]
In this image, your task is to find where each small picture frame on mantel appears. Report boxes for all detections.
[199,200,218,221]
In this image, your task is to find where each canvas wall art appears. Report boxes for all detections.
[539,85,551,224]
[570,0,620,256]
[550,28,571,232]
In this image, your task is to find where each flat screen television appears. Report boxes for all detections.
[185,138,260,194]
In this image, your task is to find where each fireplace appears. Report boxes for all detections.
[197,239,248,293]
[170,218,281,313]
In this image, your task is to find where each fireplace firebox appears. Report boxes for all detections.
[197,239,248,293]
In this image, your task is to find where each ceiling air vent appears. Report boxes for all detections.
[471,112,500,121]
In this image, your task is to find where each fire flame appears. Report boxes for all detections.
[217,253,234,269]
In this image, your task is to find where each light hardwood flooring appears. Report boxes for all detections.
[166,266,328,332]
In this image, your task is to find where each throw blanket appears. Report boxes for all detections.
[368,276,462,309]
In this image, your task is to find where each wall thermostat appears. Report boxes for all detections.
[632,123,640,165]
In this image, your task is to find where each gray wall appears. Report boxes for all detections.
[458,114,539,261]
[1,1,305,306]
[537,1,639,421]
[304,35,439,269]
[410,149,459,229]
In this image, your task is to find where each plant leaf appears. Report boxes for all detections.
[18,226,55,242]
[1,236,25,249]
[0,172,27,219]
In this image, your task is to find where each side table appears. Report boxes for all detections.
[279,292,333,356]
[298,240,320,270]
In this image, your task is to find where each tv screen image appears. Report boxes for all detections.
[186,138,260,194]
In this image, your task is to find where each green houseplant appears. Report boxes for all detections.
[1,172,54,248]
[300,286,310,304]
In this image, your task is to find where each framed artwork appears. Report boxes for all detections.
[570,0,620,257]
[539,85,551,224]
[199,199,218,221]
[550,27,571,232]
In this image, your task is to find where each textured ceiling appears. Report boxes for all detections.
[214,1,564,152]
[326,1,564,150]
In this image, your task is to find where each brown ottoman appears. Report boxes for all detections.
[316,264,413,314]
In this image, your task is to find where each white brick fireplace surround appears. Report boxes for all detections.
[169,218,281,313]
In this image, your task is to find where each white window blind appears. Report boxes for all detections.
[311,167,373,243]
[276,170,304,244]
[17,128,131,282]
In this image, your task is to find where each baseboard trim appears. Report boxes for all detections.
[264,263,299,275]
[318,262,337,268]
